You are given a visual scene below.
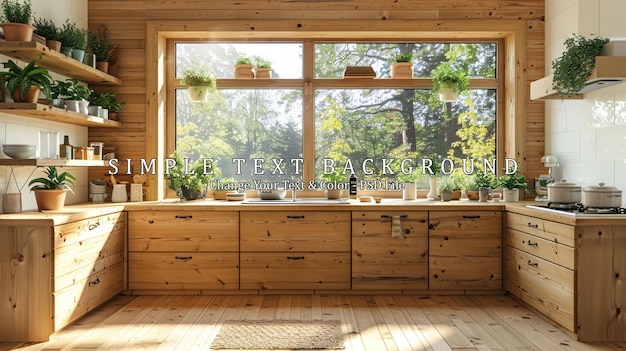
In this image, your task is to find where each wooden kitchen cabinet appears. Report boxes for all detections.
[240,211,351,290]
[352,211,428,290]
[429,211,502,291]
[0,211,125,342]
[127,211,239,291]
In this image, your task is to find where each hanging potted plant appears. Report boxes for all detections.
[552,34,610,97]
[0,58,53,103]
[0,0,34,42]
[431,61,469,102]
[33,17,61,51]
[166,150,216,201]
[28,166,76,210]
[234,55,254,79]
[391,52,413,79]
[497,166,529,202]
[254,58,272,79]
[180,64,216,102]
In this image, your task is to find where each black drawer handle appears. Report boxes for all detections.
[88,221,100,230]
[527,222,539,228]
[88,278,100,286]
[527,260,538,267]
[462,215,480,219]
[287,256,305,260]
[527,241,538,247]
[380,215,408,219]
[175,256,193,260]
[287,215,305,219]
[175,215,193,219]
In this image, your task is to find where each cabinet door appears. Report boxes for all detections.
[128,211,239,252]
[429,211,502,290]
[352,211,428,290]
[240,252,350,290]
[240,211,350,252]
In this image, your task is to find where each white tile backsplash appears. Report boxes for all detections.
[599,0,626,38]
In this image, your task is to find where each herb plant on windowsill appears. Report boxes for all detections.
[234,55,254,79]
[166,150,217,201]
[497,167,528,202]
[391,52,414,79]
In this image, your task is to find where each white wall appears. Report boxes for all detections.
[0,0,89,212]
[545,0,626,204]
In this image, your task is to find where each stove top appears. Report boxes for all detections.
[526,203,626,217]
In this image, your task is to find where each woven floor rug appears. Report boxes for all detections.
[210,319,345,350]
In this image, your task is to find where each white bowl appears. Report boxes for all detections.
[259,189,287,200]
[2,144,36,159]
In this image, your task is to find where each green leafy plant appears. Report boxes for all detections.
[2,0,31,24]
[552,34,610,96]
[497,167,529,191]
[62,78,92,100]
[34,17,59,40]
[89,91,124,112]
[87,29,115,61]
[181,66,215,87]
[431,61,469,94]
[166,150,216,195]
[236,55,252,65]
[468,172,496,190]
[423,154,442,177]
[28,166,76,190]
[0,58,53,100]
[437,176,458,192]
[58,20,85,50]
[51,79,72,99]
[394,52,413,63]
[320,169,347,183]
[255,58,271,69]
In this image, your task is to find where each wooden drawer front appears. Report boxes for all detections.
[352,211,428,289]
[506,212,575,247]
[128,211,238,252]
[506,246,574,331]
[240,212,350,252]
[429,256,502,290]
[240,252,351,290]
[54,212,125,249]
[128,252,239,290]
[54,261,124,331]
[54,228,124,287]
[507,228,574,270]
[55,229,125,292]
[429,211,502,258]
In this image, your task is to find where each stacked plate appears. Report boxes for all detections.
[2,144,36,159]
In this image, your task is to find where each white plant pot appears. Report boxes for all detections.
[438,88,458,102]
[187,86,210,101]
[427,177,439,200]
[402,182,416,200]
[88,105,102,117]
[502,188,519,202]
[64,100,80,113]
[78,99,90,115]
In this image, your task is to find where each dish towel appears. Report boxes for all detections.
[391,215,403,239]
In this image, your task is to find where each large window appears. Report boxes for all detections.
[170,40,500,192]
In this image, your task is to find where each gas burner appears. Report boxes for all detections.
[545,202,582,211]
[579,206,626,214]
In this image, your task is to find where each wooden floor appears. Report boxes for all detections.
[2,294,625,351]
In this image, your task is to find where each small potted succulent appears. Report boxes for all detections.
[180,64,216,101]
[34,17,61,51]
[28,166,76,210]
[0,0,34,41]
[391,52,413,79]
[254,58,272,79]
[431,61,469,102]
[234,55,254,79]
[0,58,53,103]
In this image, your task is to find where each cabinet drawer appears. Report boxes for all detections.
[240,211,350,252]
[240,252,351,290]
[128,252,239,290]
[352,211,428,290]
[128,211,239,252]
[54,212,125,249]
[506,228,574,270]
[430,211,502,256]
[429,256,502,290]
[506,246,574,332]
[54,261,124,331]
[55,228,125,292]
[506,212,575,247]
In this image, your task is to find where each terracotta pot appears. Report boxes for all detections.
[1,22,35,41]
[234,64,254,79]
[212,190,233,200]
[33,189,67,210]
[46,39,62,51]
[391,62,413,79]
[325,189,343,199]
[96,61,109,73]
[254,68,271,79]
[12,86,40,103]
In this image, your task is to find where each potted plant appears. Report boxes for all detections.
[431,61,469,102]
[424,154,442,200]
[58,20,85,60]
[180,65,216,102]
[466,171,496,200]
[254,58,272,79]
[0,0,34,41]
[391,52,413,79]
[62,78,92,114]
[51,79,71,107]
[0,58,53,103]
[87,28,115,73]
[34,17,61,51]
[28,166,76,210]
[234,55,254,79]
[552,34,610,97]
[497,167,528,202]
[166,150,214,201]
[90,91,123,119]
[320,170,347,199]
[437,176,456,201]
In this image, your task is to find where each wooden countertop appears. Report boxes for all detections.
[0,204,125,226]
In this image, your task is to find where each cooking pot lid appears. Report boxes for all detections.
[584,182,621,192]
[547,180,580,188]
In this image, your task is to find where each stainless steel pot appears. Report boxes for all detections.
[547,180,581,203]
[582,183,622,208]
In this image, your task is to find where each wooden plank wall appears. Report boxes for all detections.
[87,0,545,200]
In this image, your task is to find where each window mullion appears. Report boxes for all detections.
[302,40,315,184]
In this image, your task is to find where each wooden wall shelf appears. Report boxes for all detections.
[0,159,106,167]
[0,41,121,85]
[530,56,626,100]
[0,103,122,128]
